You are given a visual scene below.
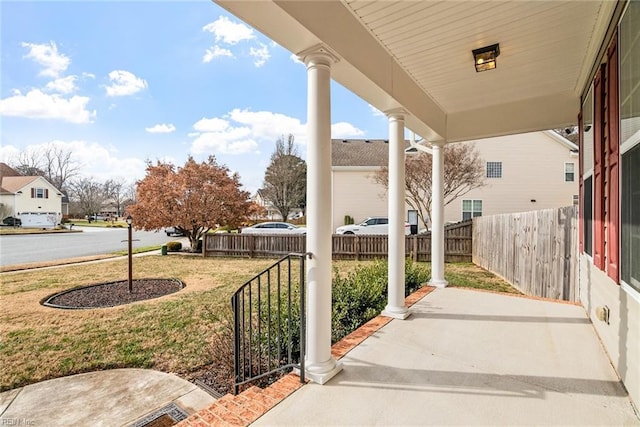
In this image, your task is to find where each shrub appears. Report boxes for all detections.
[205,259,429,394]
[404,258,430,296]
[166,241,182,252]
[344,215,354,225]
[332,260,388,342]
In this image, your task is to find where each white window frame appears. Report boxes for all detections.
[564,162,575,182]
[462,199,482,221]
[35,188,46,199]
[619,1,640,297]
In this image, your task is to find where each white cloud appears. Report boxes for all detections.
[145,123,176,134]
[193,117,230,132]
[22,41,70,78]
[45,76,77,94]
[368,104,385,117]
[227,109,306,143]
[0,89,95,123]
[289,54,304,65]
[104,70,148,97]
[202,16,254,45]
[331,122,365,138]
[191,133,258,155]
[190,108,365,159]
[249,43,270,67]
[0,140,147,184]
[190,109,303,155]
[203,45,233,63]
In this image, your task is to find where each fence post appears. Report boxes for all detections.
[355,235,360,261]
[412,235,418,262]
[249,235,255,258]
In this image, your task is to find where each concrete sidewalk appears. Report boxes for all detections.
[253,288,639,426]
[0,369,215,426]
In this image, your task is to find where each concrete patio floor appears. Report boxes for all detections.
[253,287,639,426]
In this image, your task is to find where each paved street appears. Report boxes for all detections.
[0,226,177,267]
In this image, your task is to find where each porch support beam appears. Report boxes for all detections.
[383,109,409,320]
[300,44,343,384]
[429,141,448,288]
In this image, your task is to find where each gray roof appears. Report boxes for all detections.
[332,139,410,167]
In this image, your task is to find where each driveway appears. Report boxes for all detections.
[0,226,177,267]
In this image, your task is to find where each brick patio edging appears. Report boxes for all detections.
[177,285,437,427]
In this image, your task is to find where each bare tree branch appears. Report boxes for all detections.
[374,142,486,230]
[262,134,306,221]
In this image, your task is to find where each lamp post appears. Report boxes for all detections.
[13,191,22,228]
[126,215,133,292]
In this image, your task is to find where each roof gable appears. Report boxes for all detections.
[0,162,21,179]
[0,176,61,194]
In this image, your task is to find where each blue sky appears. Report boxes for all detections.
[0,1,388,193]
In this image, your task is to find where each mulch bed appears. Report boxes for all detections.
[42,278,184,309]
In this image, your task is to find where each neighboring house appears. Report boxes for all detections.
[331,131,578,231]
[251,189,280,220]
[251,189,303,221]
[0,163,63,228]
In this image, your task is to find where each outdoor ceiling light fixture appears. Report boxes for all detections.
[472,43,500,72]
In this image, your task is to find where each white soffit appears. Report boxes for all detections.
[215,0,616,141]
[344,1,607,113]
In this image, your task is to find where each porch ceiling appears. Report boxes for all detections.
[215,0,618,142]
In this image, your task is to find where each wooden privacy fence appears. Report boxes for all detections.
[203,221,472,262]
[472,206,578,302]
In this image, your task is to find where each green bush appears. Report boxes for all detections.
[166,241,182,252]
[344,215,354,225]
[209,259,429,394]
[331,259,430,342]
[404,258,430,296]
[332,260,388,342]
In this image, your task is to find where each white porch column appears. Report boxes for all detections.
[382,110,409,319]
[300,45,342,384]
[429,141,448,288]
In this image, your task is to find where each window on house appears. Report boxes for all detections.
[565,163,575,182]
[583,88,594,174]
[31,188,48,199]
[622,145,640,291]
[584,176,593,257]
[462,200,482,220]
[573,194,579,205]
[620,1,640,292]
[486,162,502,178]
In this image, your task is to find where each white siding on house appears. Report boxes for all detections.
[443,132,578,223]
[13,177,63,227]
[579,255,640,408]
[332,132,578,231]
[332,168,387,231]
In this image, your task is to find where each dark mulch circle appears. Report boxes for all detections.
[42,278,184,309]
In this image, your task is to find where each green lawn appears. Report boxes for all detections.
[0,256,518,392]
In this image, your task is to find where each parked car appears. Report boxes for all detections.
[165,226,185,237]
[241,222,306,234]
[2,216,22,226]
[335,217,410,235]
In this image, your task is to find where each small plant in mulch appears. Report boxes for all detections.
[42,278,185,309]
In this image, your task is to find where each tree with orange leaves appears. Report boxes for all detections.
[128,156,254,251]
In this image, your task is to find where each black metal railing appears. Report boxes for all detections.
[231,252,309,395]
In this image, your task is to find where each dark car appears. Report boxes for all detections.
[2,216,22,226]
